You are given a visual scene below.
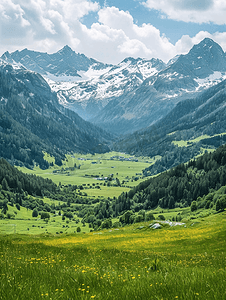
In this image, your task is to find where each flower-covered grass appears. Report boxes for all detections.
[0,212,225,299]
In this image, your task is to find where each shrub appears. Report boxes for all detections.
[112,221,122,228]
[41,212,50,220]
[32,208,38,218]
[191,201,197,212]
[146,212,155,221]
[134,214,144,223]
[216,195,226,211]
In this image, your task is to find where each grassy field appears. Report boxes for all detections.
[0,202,198,235]
[0,212,225,300]
[0,204,91,235]
[17,151,159,198]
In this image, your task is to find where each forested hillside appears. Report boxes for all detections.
[114,79,226,174]
[0,158,57,196]
[114,143,226,216]
[0,61,112,168]
[0,158,92,220]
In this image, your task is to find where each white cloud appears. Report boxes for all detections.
[0,2,177,63]
[143,0,226,24]
[0,0,99,53]
[75,6,176,63]
[0,1,226,66]
[175,31,226,54]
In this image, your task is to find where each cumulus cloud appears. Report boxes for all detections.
[143,0,226,24]
[0,1,225,65]
[0,0,99,53]
[75,6,176,63]
[0,2,177,63]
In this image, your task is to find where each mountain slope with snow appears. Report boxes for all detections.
[2,38,226,136]
[91,38,226,134]
[112,78,226,173]
[1,46,112,81]
[56,57,166,120]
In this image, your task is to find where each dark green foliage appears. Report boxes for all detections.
[32,208,38,218]
[0,158,87,216]
[145,212,155,221]
[63,211,73,219]
[158,215,165,221]
[0,158,57,196]
[1,178,9,191]
[101,218,112,229]
[191,201,197,212]
[116,178,121,186]
[40,212,50,219]
[216,195,226,211]
[116,143,226,213]
[119,210,135,225]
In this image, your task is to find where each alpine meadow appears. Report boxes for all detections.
[1,4,226,298]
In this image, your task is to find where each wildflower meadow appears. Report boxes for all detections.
[0,212,226,300]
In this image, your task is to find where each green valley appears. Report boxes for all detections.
[17,151,158,198]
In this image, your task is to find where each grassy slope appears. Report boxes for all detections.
[171,133,226,147]
[0,204,90,235]
[0,212,225,300]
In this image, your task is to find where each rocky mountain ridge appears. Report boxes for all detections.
[1,46,112,81]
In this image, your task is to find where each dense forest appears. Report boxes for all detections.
[0,158,57,196]
[0,158,96,222]
[114,143,226,215]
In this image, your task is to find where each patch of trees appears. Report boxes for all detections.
[0,158,98,220]
[0,158,57,196]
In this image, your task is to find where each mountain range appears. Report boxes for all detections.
[3,38,226,135]
[91,38,226,134]
[1,38,226,169]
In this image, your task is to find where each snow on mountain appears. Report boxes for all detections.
[2,38,226,136]
[195,71,226,90]
[1,46,112,80]
[90,38,226,134]
[56,57,166,120]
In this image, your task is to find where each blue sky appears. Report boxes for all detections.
[1,0,226,64]
[85,0,226,43]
